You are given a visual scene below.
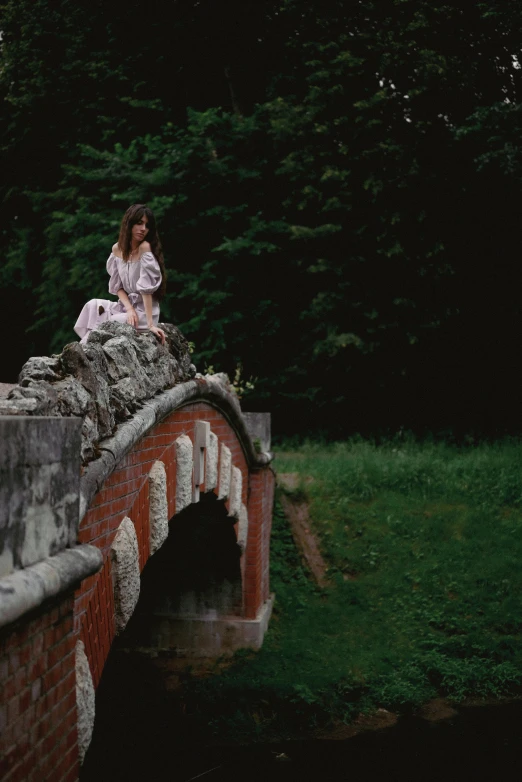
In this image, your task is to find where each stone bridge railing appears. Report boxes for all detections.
[0,321,197,462]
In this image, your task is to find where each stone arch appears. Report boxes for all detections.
[120,492,244,656]
[73,379,274,761]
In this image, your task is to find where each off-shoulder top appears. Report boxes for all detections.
[106,251,162,327]
[106,251,162,297]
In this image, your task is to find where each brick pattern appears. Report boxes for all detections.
[164,443,177,519]
[0,400,273,781]
[261,468,276,604]
[79,559,115,690]
[243,466,275,619]
[75,401,268,685]
[245,471,263,618]
[0,593,79,782]
[133,480,150,573]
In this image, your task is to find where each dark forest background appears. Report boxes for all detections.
[1,0,521,438]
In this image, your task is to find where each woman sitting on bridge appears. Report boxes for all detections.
[74,203,167,345]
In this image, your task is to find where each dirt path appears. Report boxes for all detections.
[277,473,330,589]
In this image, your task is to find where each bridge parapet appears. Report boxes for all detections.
[0,415,102,782]
[0,321,196,462]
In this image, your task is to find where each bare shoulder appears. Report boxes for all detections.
[112,242,120,254]
[140,241,152,253]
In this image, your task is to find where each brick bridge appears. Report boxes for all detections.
[0,361,275,781]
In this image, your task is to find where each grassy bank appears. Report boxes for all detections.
[184,438,522,742]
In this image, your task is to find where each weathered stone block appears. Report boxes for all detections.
[218,443,232,500]
[229,466,242,519]
[103,337,148,388]
[53,376,93,418]
[149,461,168,555]
[161,323,195,378]
[75,639,95,764]
[175,435,193,513]
[206,431,218,491]
[0,395,45,416]
[110,516,140,633]
[243,412,271,453]
[109,376,138,416]
[18,356,63,385]
[145,594,275,657]
[86,321,136,346]
[2,381,58,416]
[237,502,249,553]
[80,416,99,463]
[63,342,114,440]
[0,417,81,579]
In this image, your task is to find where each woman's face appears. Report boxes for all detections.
[132,215,149,244]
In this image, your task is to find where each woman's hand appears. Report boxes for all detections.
[149,325,166,345]
[126,307,138,329]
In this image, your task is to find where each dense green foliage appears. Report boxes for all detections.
[181,439,522,742]
[1,1,521,434]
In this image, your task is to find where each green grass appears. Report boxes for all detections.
[183,437,522,742]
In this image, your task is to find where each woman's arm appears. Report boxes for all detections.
[117,289,138,329]
[142,293,166,345]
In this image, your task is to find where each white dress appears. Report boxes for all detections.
[74,252,162,343]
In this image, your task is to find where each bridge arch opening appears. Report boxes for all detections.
[80,493,244,778]
[120,492,243,655]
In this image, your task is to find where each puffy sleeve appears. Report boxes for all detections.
[107,254,123,295]
[136,251,162,295]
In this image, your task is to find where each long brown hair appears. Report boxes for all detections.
[118,204,167,300]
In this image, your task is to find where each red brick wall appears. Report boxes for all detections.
[244,467,275,618]
[261,467,276,605]
[0,593,79,782]
[75,401,263,687]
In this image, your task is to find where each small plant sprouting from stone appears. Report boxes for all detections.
[232,363,256,400]
[204,363,257,400]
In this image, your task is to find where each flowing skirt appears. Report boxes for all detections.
[74,299,132,344]
[74,294,161,344]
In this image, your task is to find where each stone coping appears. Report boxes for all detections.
[0,545,102,630]
[79,376,273,521]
